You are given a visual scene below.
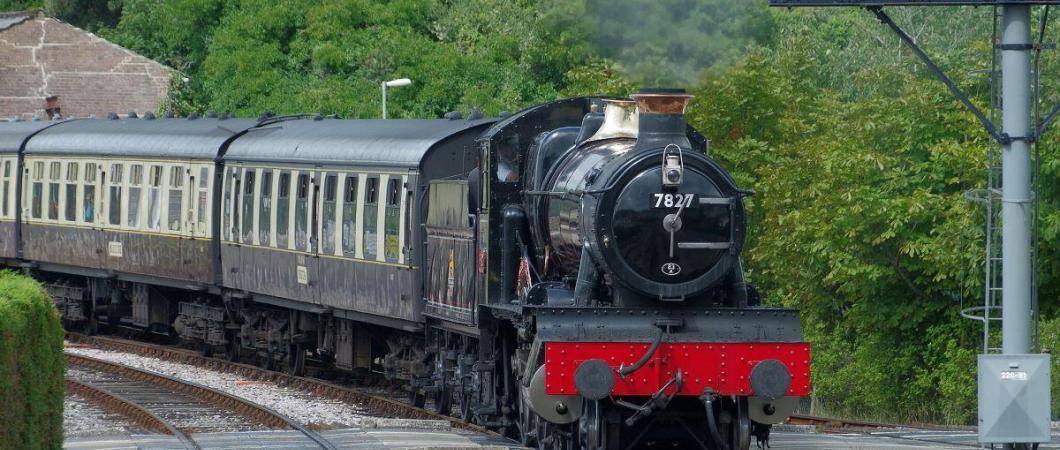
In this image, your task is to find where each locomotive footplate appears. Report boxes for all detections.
[531,306,811,398]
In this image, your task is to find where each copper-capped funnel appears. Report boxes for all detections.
[631,89,694,114]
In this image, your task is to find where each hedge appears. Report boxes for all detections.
[0,271,63,450]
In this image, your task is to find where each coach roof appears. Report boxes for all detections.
[0,120,64,154]
[224,118,494,167]
[24,118,259,159]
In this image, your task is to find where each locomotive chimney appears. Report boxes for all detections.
[584,99,639,143]
[631,88,693,149]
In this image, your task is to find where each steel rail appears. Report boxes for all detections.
[65,378,202,450]
[66,352,337,450]
[66,332,496,436]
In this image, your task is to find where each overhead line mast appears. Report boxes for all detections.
[768,1,1055,448]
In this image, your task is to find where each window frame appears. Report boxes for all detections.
[340,173,360,258]
[240,167,256,244]
[320,172,338,256]
[106,162,125,227]
[276,170,292,249]
[145,164,164,231]
[0,158,11,220]
[165,164,186,234]
[363,175,381,261]
[63,161,80,223]
[126,163,144,229]
[258,168,274,247]
[383,176,402,263]
[294,171,311,252]
[46,161,61,222]
[83,162,98,225]
[193,165,211,238]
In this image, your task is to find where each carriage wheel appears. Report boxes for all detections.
[287,343,305,376]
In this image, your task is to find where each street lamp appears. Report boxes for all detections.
[381,78,411,119]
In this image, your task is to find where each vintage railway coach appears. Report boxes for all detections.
[217,118,489,372]
[4,90,811,450]
[18,117,256,330]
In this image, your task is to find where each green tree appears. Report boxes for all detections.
[0,0,42,10]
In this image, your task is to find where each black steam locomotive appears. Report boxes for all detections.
[0,90,810,450]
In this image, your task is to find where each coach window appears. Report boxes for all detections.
[107,163,124,226]
[295,173,309,251]
[363,176,379,260]
[197,167,209,234]
[83,163,96,223]
[168,166,183,232]
[2,160,10,218]
[341,175,358,257]
[241,169,255,243]
[384,178,401,262]
[147,166,163,230]
[30,161,43,219]
[321,174,337,255]
[64,162,79,222]
[127,164,143,228]
[259,170,273,246]
[276,171,291,248]
[222,167,235,240]
[47,161,60,221]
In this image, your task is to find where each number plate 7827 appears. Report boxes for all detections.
[650,193,697,209]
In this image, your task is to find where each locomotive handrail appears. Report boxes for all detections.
[617,326,665,377]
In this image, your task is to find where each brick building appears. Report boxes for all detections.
[0,10,171,120]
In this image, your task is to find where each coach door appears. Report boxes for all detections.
[182,164,209,282]
[300,169,322,304]
[88,162,107,269]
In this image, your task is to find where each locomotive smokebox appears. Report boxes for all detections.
[631,88,694,150]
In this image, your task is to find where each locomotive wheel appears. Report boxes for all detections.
[729,397,751,450]
[541,422,572,450]
[579,400,619,450]
[517,386,538,447]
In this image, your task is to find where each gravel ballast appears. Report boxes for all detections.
[64,394,142,438]
[65,345,368,428]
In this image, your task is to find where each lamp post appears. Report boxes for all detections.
[381,78,411,119]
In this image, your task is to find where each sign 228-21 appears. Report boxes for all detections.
[651,193,698,209]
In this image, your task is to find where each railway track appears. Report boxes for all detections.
[66,332,495,436]
[65,378,201,449]
[66,352,337,450]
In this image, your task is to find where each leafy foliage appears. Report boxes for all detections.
[46,0,122,30]
[0,271,63,450]
[691,7,1059,423]
[0,0,43,10]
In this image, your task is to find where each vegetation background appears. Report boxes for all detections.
[3,0,1058,424]
[0,271,64,450]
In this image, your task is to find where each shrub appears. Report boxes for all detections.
[0,271,64,450]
